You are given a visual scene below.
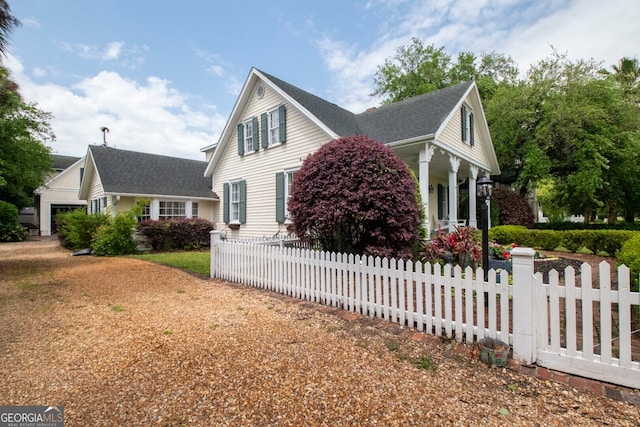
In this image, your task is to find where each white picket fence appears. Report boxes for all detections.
[209,232,640,389]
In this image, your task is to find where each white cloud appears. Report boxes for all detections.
[22,17,40,29]
[55,40,147,69]
[5,55,225,160]
[103,41,124,60]
[315,0,640,112]
[195,48,243,96]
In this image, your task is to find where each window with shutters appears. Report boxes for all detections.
[192,202,199,218]
[223,180,246,225]
[276,169,297,223]
[243,119,256,153]
[268,107,280,146]
[461,104,474,146]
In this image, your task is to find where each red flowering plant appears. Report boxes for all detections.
[489,242,518,260]
[422,226,482,268]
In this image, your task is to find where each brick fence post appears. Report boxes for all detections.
[210,230,221,279]
[511,247,536,364]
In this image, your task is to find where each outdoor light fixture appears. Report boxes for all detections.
[476,175,493,280]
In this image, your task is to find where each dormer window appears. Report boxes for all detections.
[461,104,475,146]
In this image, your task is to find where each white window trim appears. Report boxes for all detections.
[462,103,473,144]
[229,180,241,224]
[243,119,255,154]
[267,107,280,147]
[284,168,298,223]
[158,200,187,220]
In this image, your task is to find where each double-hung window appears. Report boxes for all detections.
[268,107,280,146]
[159,201,186,220]
[276,169,297,223]
[243,119,255,153]
[192,202,199,218]
[223,180,246,224]
[461,104,474,146]
[261,105,287,149]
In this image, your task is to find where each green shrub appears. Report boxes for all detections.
[618,234,640,291]
[490,225,638,256]
[55,209,109,250]
[91,211,138,256]
[0,200,28,242]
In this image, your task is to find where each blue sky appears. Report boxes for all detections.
[6,0,640,160]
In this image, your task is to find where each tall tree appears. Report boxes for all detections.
[0,66,54,209]
[371,38,518,103]
[0,0,19,58]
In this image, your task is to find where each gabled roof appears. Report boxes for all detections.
[259,70,362,137]
[205,68,499,176]
[83,146,217,199]
[354,82,473,143]
[52,155,81,171]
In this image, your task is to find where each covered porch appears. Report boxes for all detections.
[393,141,492,237]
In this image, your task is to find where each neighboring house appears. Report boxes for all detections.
[79,145,217,221]
[203,68,501,239]
[31,154,86,236]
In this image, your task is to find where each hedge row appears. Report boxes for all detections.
[532,221,640,231]
[618,234,640,290]
[489,225,639,256]
[137,218,214,251]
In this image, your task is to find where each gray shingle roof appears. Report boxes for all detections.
[259,69,472,143]
[259,70,362,137]
[89,146,216,199]
[52,155,81,171]
[354,81,472,143]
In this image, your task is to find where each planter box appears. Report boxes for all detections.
[488,259,511,273]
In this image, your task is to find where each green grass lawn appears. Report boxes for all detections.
[130,251,210,276]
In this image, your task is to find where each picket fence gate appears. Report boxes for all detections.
[209,231,640,389]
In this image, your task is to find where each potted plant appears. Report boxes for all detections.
[479,338,510,367]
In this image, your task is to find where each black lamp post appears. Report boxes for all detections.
[477,175,493,280]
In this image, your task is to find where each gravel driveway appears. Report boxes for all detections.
[1,240,638,426]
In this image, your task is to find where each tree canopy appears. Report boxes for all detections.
[288,135,421,258]
[0,66,55,209]
[372,38,640,223]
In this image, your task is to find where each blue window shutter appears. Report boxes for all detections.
[223,183,229,223]
[275,172,285,223]
[470,112,475,146]
[252,117,259,151]
[437,184,446,220]
[460,105,467,142]
[239,180,247,224]
[261,113,268,149]
[237,124,244,156]
[80,167,84,185]
[278,105,286,143]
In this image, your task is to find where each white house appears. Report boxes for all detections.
[78,145,218,221]
[33,155,86,236]
[203,68,500,239]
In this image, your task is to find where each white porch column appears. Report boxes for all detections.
[468,165,479,228]
[448,155,460,232]
[419,144,435,236]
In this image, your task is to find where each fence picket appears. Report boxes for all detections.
[565,267,577,358]
[210,238,639,389]
[600,262,613,364]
